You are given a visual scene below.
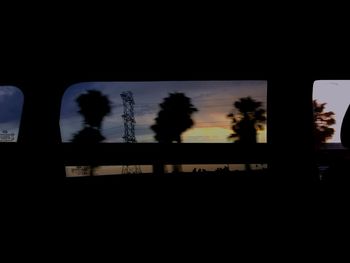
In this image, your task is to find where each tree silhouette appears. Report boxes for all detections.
[151,92,198,173]
[71,90,112,176]
[313,100,335,149]
[151,93,198,143]
[227,96,266,144]
[76,90,112,129]
[227,96,266,171]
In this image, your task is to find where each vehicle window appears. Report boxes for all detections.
[313,80,349,148]
[164,163,268,175]
[62,81,267,177]
[60,81,267,144]
[313,80,350,179]
[65,163,267,177]
[0,86,24,142]
[65,165,153,177]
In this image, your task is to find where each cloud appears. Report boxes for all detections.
[134,104,158,116]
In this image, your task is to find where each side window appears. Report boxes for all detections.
[61,81,268,177]
[163,164,268,175]
[313,80,349,148]
[60,81,267,144]
[313,80,350,179]
[0,86,24,142]
[65,165,153,177]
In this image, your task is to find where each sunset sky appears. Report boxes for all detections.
[313,80,350,143]
[60,81,267,143]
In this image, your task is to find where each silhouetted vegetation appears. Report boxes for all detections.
[76,90,112,129]
[71,90,112,176]
[313,100,335,149]
[151,92,197,173]
[71,127,105,144]
[151,93,198,143]
[227,96,266,144]
[227,97,266,171]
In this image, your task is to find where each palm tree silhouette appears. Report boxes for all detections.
[71,90,112,176]
[151,93,198,143]
[76,90,112,129]
[227,96,266,144]
[227,96,266,171]
[151,92,198,173]
[313,100,335,149]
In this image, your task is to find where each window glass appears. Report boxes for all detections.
[313,80,350,148]
[66,165,153,177]
[0,86,24,142]
[65,164,267,177]
[164,164,268,174]
[61,81,267,143]
[313,80,350,180]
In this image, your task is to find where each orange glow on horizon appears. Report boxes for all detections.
[183,127,232,143]
[183,126,267,143]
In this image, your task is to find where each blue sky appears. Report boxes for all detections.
[60,81,267,143]
[0,86,24,141]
